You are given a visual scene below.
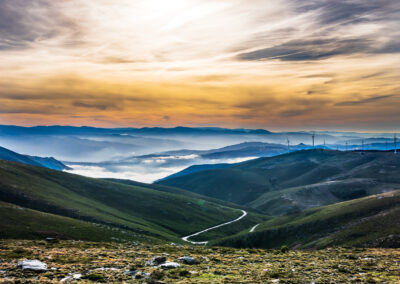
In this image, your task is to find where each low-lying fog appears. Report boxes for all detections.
[65,156,256,183]
[1,126,396,183]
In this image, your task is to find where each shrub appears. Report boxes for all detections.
[280,245,289,253]
[82,273,105,282]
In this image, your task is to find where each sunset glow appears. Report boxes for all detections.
[1,0,399,131]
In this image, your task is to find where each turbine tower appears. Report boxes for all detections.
[395,134,398,154]
[312,132,315,149]
[286,136,290,152]
[345,141,348,152]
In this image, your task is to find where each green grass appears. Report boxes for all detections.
[0,201,155,242]
[212,190,400,249]
[0,160,259,242]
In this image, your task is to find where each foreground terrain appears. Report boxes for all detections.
[0,240,399,283]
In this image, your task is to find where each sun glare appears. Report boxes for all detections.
[142,0,192,19]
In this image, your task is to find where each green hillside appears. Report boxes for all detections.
[0,145,69,170]
[0,160,256,242]
[104,178,245,209]
[0,201,158,243]
[212,190,400,249]
[158,150,400,215]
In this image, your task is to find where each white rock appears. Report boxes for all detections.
[17,260,47,272]
[60,273,82,282]
[159,262,180,269]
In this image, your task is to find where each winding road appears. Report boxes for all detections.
[181,210,248,245]
[249,223,260,232]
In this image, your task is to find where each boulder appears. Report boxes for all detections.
[146,256,166,266]
[177,256,198,265]
[17,260,47,272]
[60,273,82,282]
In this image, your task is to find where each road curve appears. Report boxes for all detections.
[249,223,259,232]
[181,210,247,245]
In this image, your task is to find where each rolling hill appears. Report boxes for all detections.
[0,146,70,171]
[0,160,262,242]
[158,150,400,215]
[0,200,157,243]
[212,190,400,249]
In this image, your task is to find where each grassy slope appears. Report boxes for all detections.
[0,201,159,243]
[158,150,400,215]
[0,146,68,170]
[212,190,400,249]
[0,160,254,242]
[103,178,245,210]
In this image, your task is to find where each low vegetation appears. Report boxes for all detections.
[1,240,399,283]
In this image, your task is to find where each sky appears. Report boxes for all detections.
[0,0,399,131]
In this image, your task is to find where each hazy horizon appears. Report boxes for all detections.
[0,123,399,134]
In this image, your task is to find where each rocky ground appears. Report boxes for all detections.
[0,240,399,283]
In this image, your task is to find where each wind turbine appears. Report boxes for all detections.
[312,132,315,149]
[395,134,398,154]
[286,136,290,152]
[345,141,348,152]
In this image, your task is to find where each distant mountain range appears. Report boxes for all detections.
[0,146,70,171]
[0,125,271,136]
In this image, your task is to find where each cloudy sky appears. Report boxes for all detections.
[1,0,399,131]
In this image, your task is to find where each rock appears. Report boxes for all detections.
[146,256,167,266]
[60,273,82,282]
[17,260,47,272]
[135,271,150,279]
[45,237,58,243]
[159,262,180,269]
[177,256,198,265]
